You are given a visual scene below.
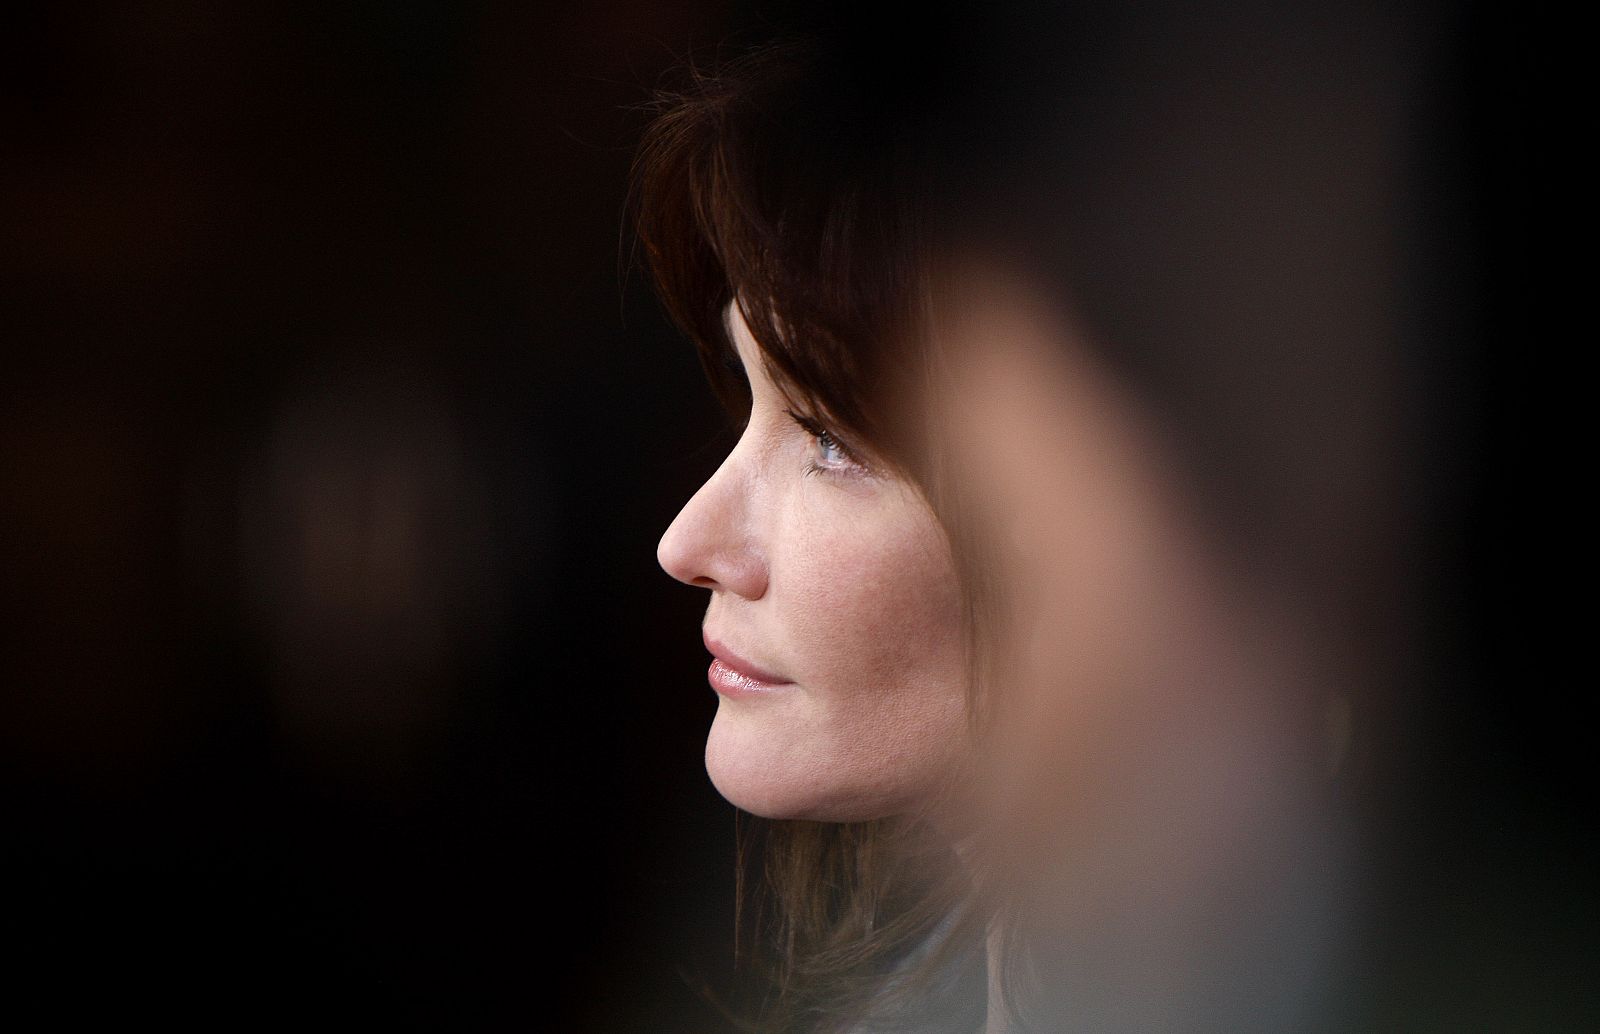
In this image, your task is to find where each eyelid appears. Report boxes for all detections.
[784,408,836,444]
[784,409,864,466]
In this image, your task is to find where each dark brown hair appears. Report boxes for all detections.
[630,41,986,1034]
[630,40,942,475]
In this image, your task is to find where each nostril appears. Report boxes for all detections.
[689,576,718,589]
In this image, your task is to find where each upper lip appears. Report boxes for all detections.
[703,631,792,684]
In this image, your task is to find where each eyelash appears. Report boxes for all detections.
[786,410,864,476]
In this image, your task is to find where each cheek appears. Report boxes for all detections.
[746,489,968,816]
[780,494,963,701]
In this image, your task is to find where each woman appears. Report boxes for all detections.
[635,38,1009,1032]
[637,15,1416,1031]
[638,41,990,1033]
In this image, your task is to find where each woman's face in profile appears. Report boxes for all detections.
[658,305,967,822]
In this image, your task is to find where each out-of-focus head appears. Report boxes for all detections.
[915,2,1422,1013]
[923,0,1419,858]
[932,259,1340,872]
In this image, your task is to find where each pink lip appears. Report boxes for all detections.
[703,632,793,697]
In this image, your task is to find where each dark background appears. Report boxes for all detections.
[1,2,1587,1029]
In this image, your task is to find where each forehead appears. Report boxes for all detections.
[724,302,760,366]
[724,301,789,407]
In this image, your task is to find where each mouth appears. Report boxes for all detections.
[703,632,794,697]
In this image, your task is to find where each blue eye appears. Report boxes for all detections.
[814,430,849,467]
[786,409,862,474]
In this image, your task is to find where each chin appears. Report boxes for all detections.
[704,704,903,822]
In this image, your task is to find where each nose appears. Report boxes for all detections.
[657,453,769,600]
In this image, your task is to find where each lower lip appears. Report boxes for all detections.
[708,658,791,698]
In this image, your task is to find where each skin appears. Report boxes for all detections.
[934,264,1345,1031]
[934,264,1330,856]
[657,304,968,822]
